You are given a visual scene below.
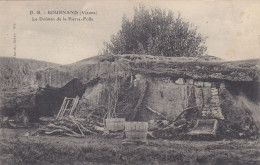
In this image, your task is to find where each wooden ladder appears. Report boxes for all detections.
[56,96,80,119]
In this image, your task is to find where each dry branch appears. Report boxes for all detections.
[33,116,105,137]
[47,124,80,136]
[45,129,64,135]
[79,124,98,134]
[145,105,167,119]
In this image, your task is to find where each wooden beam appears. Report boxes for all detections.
[145,105,167,119]
[56,97,67,119]
[129,81,149,121]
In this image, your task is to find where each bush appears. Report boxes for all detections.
[102,5,207,57]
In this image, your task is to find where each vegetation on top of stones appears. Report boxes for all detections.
[101,5,207,57]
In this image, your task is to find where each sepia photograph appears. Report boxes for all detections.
[0,0,259,164]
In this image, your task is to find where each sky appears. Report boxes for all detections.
[0,0,259,64]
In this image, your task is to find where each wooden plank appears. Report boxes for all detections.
[60,99,70,118]
[129,81,149,120]
[56,97,67,119]
[69,101,76,115]
[57,97,66,118]
[70,96,79,115]
[57,96,80,119]
[145,105,167,119]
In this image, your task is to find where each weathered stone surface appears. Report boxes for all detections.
[220,83,226,89]
[203,107,210,112]
[211,107,222,112]
[201,105,224,119]
[211,87,218,91]
[194,81,204,87]
[162,77,171,83]
[145,78,196,120]
[1,55,259,93]
[211,91,219,95]
[204,82,212,87]
[211,96,220,101]
[211,88,218,93]
[186,79,194,85]
[175,78,185,85]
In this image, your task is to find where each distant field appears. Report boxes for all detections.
[0,57,60,91]
[1,128,260,165]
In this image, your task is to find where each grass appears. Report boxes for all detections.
[1,128,260,164]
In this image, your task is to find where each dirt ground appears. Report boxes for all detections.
[0,128,260,165]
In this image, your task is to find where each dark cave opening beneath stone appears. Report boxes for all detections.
[30,78,98,122]
[225,80,260,103]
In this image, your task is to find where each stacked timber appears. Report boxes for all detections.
[32,116,104,137]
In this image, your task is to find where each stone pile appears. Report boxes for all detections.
[175,77,225,120]
[202,87,224,119]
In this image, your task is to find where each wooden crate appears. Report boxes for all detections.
[105,118,125,131]
[188,119,218,135]
[125,122,148,142]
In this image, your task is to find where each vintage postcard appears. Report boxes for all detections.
[0,0,259,164]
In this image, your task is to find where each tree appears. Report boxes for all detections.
[101,5,207,57]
